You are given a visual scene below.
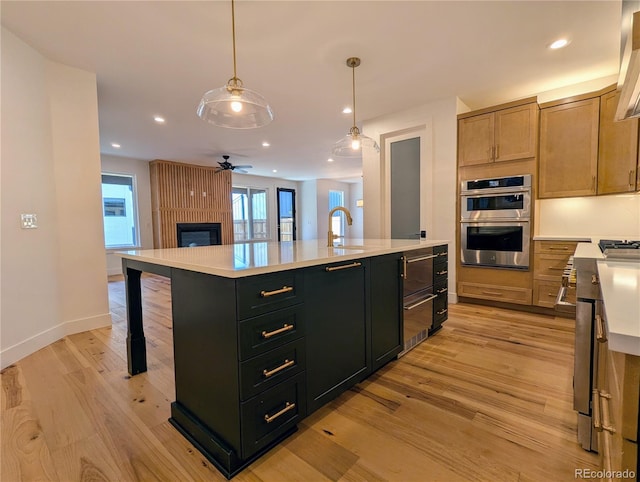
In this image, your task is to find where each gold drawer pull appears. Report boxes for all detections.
[404,294,437,311]
[436,270,448,275]
[261,323,294,339]
[437,287,448,294]
[438,251,448,256]
[436,308,448,316]
[325,261,362,272]
[548,246,569,251]
[264,401,296,423]
[591,274,599,285]
[592,389,602,431]
[595,315,607,343]
[263,359,295,378]
[547,266,565,270]
[481,290,503,296]
[260,286,294,298]
[600,391,616,434]
[406,254,437,263]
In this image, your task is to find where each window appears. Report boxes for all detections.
[329,190,345,238]
[101,173,139,248]
[232,187,269,241]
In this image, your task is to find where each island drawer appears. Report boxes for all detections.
[236,270,304,320]
[434,290,448,323]
[434,244,448,259]
[238,306,305,360]
[240,372,306,459]
[239,338,306,400]
[434,263,448,286]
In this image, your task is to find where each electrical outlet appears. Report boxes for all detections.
[21,213,38,229]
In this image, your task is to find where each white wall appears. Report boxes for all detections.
[363,97,459,300]
[101,155,153,275]
[1,27,111,369]
[349,181,364,239]
[299,180,318,240]
[232,172,300,241]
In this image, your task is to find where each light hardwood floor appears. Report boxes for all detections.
[2,274,599,481]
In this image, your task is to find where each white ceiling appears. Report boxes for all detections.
[1,1,623,181]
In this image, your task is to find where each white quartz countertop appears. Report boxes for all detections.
[573,242,639,356]
[597,259,640,356]
[118,238,449,279]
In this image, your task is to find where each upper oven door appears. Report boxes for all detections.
[461,190,531,221]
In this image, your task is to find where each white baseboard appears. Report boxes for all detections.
[0,312,112,370]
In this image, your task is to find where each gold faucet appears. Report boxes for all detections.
[327,206,353,247]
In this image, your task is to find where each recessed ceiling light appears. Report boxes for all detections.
[154,116,165,123]
[272,169,278,173]
[342,107,352,114]
[111,143,121,148]
[262,141,270,147]
[549,38,569,50]
[327,158,334,162]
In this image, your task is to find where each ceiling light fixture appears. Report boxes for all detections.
[111,143,121,148]
[342,107,352,114]
[549,38,570,50]
[262,141,270,147]
[196,0,273,129]
[154,116,166,123]
[331,57,379,159]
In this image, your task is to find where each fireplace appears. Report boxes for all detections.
[176,223,222,247]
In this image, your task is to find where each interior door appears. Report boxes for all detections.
[390,137,421,239]
[277,188,296,241]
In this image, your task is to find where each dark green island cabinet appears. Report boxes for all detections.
[120,242,447,479]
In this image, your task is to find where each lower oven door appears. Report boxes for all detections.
[460,220,530,269]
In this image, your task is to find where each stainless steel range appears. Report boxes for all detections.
[598,239,640,260]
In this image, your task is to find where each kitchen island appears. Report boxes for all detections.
[118,238,448,478]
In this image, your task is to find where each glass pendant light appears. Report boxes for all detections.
[331,57,379,158]
[196,0,273,129]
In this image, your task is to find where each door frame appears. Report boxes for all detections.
[382,125,431,239]
[276,187,297,241]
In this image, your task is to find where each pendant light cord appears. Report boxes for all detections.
[351,62,357,128]
[231,0,238,82]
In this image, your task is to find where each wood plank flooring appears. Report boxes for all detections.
[2,274,599,481]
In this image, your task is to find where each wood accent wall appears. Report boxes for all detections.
[149,159,233,248]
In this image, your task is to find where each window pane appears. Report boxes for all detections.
[232,186,269,242]
[102,173,138,248]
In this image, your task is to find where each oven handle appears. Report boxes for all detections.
[460,186,531,196]
[461,218,530,225]
[401,254,436,279]
[404,293,437,310]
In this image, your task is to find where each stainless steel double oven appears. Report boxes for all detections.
[460,175,531,270]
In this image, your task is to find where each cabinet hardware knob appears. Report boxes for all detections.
[263,359,295,378]
[260,286,294,298]
[325,261,362,272]
[261,323,294,339]
[264,401,296,423]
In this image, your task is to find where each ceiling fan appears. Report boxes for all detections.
[216,155,253,174]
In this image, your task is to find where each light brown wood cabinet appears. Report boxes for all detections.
[594,307,639,481]
[458,101,538,167]
[539,97,600,198]
[532,240,577,309]
[598,89,640,195]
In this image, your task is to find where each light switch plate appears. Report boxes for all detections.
[21,213,38,229]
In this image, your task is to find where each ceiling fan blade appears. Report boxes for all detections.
[233,165,253,169]
[234,168,249,174]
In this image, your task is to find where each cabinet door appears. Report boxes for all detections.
[598,90,639,194]
[304,260,367,414]
[539,98,600,198]
[458,113,494,166]
[370,254,402,371]
[494,103,537,162]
